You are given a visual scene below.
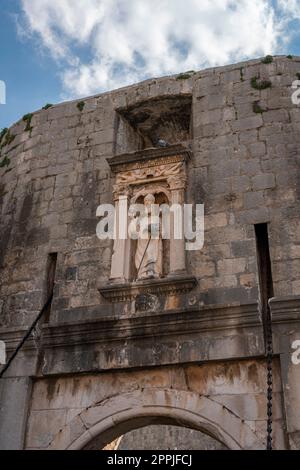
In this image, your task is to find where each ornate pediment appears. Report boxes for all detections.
[108,145,191,199]
[107,144,191,173]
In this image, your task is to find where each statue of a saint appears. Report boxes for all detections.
[133,193,162,280]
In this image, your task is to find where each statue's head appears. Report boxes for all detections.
[144,193,155,207]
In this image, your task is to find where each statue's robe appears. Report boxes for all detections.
[135,218,162,279]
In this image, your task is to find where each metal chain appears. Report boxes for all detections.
[266,309,273,450]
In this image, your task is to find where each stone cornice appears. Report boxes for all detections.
[107,144,192,173]
[98,275,198,302]
[0,325,36,352]
[1,296,300,375]
[269,295,300,324]
[41,302,261,349]
[1,296,300,353]
[38,302,266,375]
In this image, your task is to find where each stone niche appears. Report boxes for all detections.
[115,94,192,154]
[98,144,197,311]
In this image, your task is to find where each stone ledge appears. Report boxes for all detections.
[42,302,260,349]
[2,296,300,377]
[0,325,36,352]
[270,295,300,323]
[40,302,265,375]
[107,144,191,172]
[98,275,198,302]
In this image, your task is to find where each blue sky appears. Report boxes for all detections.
[1,0,300,130]
[0,1,61,129]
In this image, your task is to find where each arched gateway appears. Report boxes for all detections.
[47,389,264,450]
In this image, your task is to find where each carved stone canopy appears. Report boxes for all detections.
[107,144,191,199]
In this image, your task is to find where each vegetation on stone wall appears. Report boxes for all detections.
[77,101,85,112]
[0,128,7,149]
[0,128,15,147]
[0,155,11,168]
[252,101,266,113]
[42,103,53,110]
[0,127,8,142]
[261,55,273,64]
[239,67,244,82]
[0,128,15,168]
[23,113,34,133]
[176,70,195,80]
[251,76,272,90]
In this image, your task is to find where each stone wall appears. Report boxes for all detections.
[0,56,300,328]
[116,426,227,450]
[1,56,300,450]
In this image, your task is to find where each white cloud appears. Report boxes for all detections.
[278,0,300,16]
[19,0,300,98]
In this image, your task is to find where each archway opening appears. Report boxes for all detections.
[83,415,228,450]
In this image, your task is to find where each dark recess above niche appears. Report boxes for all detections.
[116,94,192,152]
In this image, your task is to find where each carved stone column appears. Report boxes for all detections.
[110,186,132,283]
[168,174,187,276]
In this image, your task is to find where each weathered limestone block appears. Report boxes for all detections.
[0,377,32,449]
[252,173,276,190]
